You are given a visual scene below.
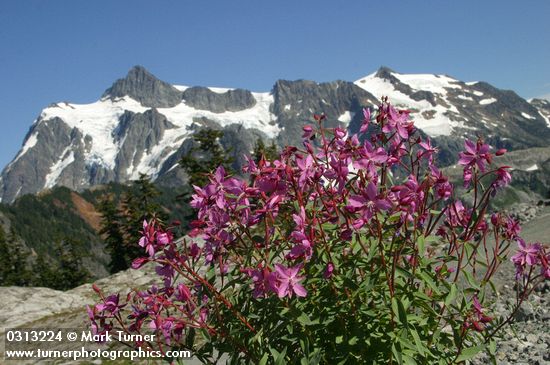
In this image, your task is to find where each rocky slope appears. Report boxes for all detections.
[2,66,550,203]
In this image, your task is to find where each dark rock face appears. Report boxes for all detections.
[182,87,256,113]
[272,79,378,147]
[531,98,550,125]
[113,109,176,180]
[102,66,182,108]
[0,117,87,203]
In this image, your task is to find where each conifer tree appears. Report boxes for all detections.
[98,194,128,273]
[120,173,164,261]
[32,254,57,288]
[252,138,279,163]
[180,128,234,187]
[0,226,33,286]
[49,238,90,290]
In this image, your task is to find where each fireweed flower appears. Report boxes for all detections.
[287,230,313,260]
[464,296,492,332]
[458,139,492,172]
[131,257,149,269]
[346,182,392,228]
[243,267,274,299]
[96,294,125,316]
[395,175,425,222]
[429,165,453,200]
[511,238,542,278]
[492,166,512,191]
[504,216,521,240]
[271,264,307,298]
[445,200,467,227]
[540,253,550,279]
[418,138,437,163]
[382,106,411,140]
[86,306,99,335]
[324,262,335,279]
[360,107,371,133]
[176,283,193,303]
[139,220,156,256]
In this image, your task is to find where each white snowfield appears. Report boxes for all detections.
[20,91,279,189]
[355,71,465,136]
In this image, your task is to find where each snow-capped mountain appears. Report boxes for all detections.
[355,67,550,139]
[1,66,549,203]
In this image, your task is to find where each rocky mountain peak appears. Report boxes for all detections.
[102,65,182,108]
[374,66,396,79]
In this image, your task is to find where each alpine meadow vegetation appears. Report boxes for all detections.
[90,100,549,364]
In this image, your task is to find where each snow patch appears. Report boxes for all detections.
[525,164,538,171]
[337,111,355,125]
[12,130,39,164]
[472,91,484,96]
[457,95,473,101]
[207,87,235,94]
[538,112,550,127]
[44,147,75,188]
[284,104,291,111]
[520,112,536,120]
[173,85,188,92]
[479,98,497,105]
[392,73,461,94]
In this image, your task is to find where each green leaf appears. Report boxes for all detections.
[392,343,404,365]
[463,270,481,290]
[259,353,269,365]
[455,344,485,362]
[297,312,316,326]
[464,242,475,260]
[275,347,287,365]
[418,235,426,255]
[251,328,264,346]
[392,297,408,329]
[418,271,440,295]
[395,266,413,280]
[402,353,418,365]
[410,328,425,357]
[269,348,280,360]
[199,327,211,342]
[309,348,322,365]
[445,283,458,307]
[489,339,496,356]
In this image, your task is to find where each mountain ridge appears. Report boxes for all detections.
[1,66,549,203]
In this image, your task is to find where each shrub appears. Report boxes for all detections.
[90,101,549,364]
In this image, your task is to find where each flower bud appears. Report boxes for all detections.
[92,283,101,294]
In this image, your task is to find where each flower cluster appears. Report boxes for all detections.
[90,101,548,364]
[511,238,550,279]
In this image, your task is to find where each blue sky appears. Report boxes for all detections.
[1,0,549,170]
